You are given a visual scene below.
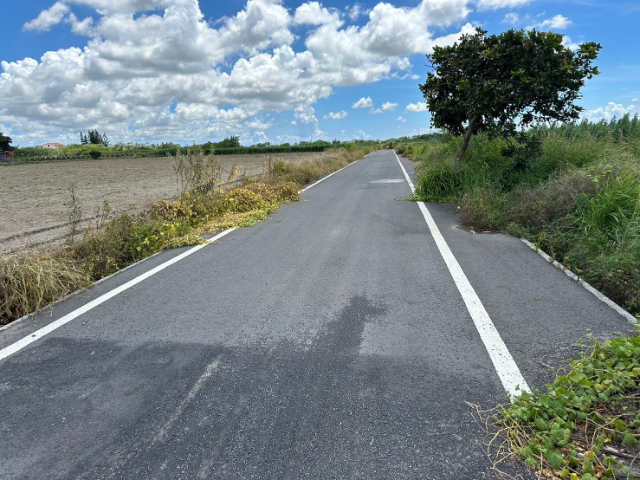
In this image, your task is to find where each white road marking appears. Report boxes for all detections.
[299,157,363,193]
[153,359,220,444]
[393,152,531,399]
[0,228,237,363]
[521,239,637,324]
[369,179,405,184]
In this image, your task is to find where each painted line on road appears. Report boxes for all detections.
[394,152,531,399]
[521,239,637,324]
[299,155,368,193]
[0,228,237,364]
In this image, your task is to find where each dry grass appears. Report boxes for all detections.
[0,250,91,325]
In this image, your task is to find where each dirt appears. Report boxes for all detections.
[0,152,327,253]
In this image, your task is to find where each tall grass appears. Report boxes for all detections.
[0,252,90,324]
[406,118,640,315]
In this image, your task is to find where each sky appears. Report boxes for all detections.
[1,0,639,147]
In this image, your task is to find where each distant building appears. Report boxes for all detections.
[40,143,64,149]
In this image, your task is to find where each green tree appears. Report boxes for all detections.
[215,135,241,149]
[419,28,601,170]
[0,132,13,151]
[88,129,101,145]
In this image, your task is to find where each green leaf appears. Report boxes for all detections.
[569,371,586,383]
[535,416,548,431]
[520,446,533,460]
[545,448,563,470]
[613,419,627,431]
[578,378,593,388]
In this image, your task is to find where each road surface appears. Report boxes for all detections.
[0,150,634,479]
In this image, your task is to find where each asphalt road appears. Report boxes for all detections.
[0,150,635,479]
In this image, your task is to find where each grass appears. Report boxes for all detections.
[0,251,90,325]
[403,115,640,317]
[0,145,372,325]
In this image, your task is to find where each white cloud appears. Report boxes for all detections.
[562,35,580,51]
[323,110,348,120]
[405,102,428,113]
[294,104,317,124]
[381,102,397,112]
[584,102,638,122]
[352,97,373,108]
[397,116,406,122]
[502,12,519,25]
[476,0,532,11]
[535,14,572,30]
[347,4,366,21]
[633,97,640,102]
[67,13,95,35]
[294,2,342,27]
[5,0,477,145]
[371,101,398,114]
[23,2,70,31]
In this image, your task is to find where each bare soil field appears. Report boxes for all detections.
[0,152,328,253]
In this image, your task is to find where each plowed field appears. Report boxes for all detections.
[1,152,328,253]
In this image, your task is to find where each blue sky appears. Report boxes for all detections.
[1,0,639,147]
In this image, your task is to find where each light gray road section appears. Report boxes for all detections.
[0,151,634,479]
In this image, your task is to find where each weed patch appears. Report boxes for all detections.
[487,334,640,479]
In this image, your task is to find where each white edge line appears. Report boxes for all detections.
[299,157,364,193]
[394,151,531,400]
[521,239,637,324]
[0,228,237,363]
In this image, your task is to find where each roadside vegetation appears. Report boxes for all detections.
[477,333,640,479]
[0,145,371,325]
[400,120,640,479]
[407,25,640,477]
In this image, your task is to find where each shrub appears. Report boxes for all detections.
[460,187,511,230]
[89,150,101,159]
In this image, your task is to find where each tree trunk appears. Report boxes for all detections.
[453,116,478,171]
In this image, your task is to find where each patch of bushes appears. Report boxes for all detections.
[71,214,203,280]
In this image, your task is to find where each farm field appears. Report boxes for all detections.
[0,152,329,253]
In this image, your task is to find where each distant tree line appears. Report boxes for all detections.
[80,129,110,146]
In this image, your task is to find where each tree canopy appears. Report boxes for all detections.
[419,28,601,169]
[81,129,110,146]
[0,132,13,152]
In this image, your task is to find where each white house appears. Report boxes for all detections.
[40,143,64,149]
